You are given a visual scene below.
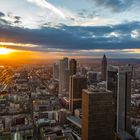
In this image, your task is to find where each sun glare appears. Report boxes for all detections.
[0,47,14,55]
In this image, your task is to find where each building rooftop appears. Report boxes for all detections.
[49,133,74,140]
[67,115,81,128]
[72,74,86,78]
[83,86,112,95]
[108,65,133,72]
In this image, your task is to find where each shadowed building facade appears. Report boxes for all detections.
[53,63,59,80]
[107,65,133,133]
[69,75,87,114]
[69,59,77,76]
[82,88,114,140]
[59,58,69,94]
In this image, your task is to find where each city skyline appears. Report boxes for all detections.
[0,54,140,139]
[0,1,140,139]
[0,0,140,62]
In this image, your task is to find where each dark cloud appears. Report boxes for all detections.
[0,18,11,25]
[78,9,98,19]
[6,12,22,25]
[0,11,11,25]
[0,11,5,17]
[14,16,22,24]
[90,0,140,12]
[14,16,21,20]
[0,21,140,51]
[14,20,21,24]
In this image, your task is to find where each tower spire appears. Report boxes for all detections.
[101,54,107,81]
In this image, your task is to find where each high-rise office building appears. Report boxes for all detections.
[69,75,87,113]
[69,59,77,75]
[82,87,114,140]
[101,54,107,81]
[81,67,87,76]
[53,63,59,80]
[87,71,97,84]
[59,58,69,94]
[107,65,118,132]
[107,65,133,133]
[64,69,70,92]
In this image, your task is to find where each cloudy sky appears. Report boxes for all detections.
[0,0,140,59]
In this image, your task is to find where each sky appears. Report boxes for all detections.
[0,0,140,60]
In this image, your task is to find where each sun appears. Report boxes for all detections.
[0,47,14,55]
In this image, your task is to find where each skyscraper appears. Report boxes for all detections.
[69,75,87,113]
[69,59,77,75]
[59,58,69,94]
[87,71,97,84]
[107,65,133,133]
[64,69,70,92]
[53,63,59,80]
[82,87,114,140]
[101,54,107,81]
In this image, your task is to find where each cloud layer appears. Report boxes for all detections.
[0,19,140,53]
[0,0,140,58]
[90,0,140,12]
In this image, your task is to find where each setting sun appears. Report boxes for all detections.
[0,47,14,55]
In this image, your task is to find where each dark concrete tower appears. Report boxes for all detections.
[59,57,69,94]
[82,87,114,140]
[69,59,77,75]
[69,75,87,113]
[101,54,107,81]
[107,65,133,133]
